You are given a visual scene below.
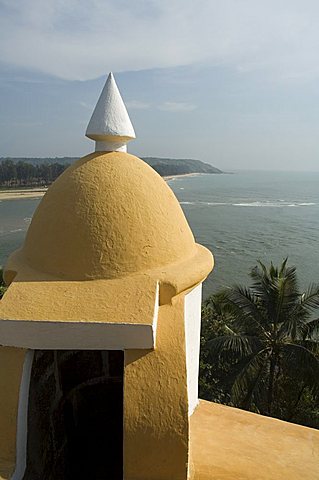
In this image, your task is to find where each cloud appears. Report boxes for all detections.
[158,101,197,112]
[126,100,151,110]
[1,1,319,81]
[0,120,43,127]
[79,101,93,110]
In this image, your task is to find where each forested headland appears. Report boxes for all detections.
[0,156,222,188]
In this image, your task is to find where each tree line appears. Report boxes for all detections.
[0,159,68,187]
[0,159,185,186]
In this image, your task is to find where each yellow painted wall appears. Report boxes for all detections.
[124,294,189,480]
[0,347,26,479]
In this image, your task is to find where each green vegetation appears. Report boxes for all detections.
[0,159,67,187]
[0,156,222,187]
[143,157,222,175]
[200,259,319,429]
[0,268,6,299]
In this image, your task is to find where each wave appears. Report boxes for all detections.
[233,201,317,208]
[180,200,317,208]
[0,228,24,238]
[180,201,229,206]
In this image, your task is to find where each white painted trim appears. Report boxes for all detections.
[95,141,127,152]
[0,321,155,350]
[152,282,160,349]
[11,350,34,480]
[184,284,202,416]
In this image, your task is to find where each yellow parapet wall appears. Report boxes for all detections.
[0,347,26,479]
[190,400,319,480]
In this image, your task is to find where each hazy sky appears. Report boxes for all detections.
[1,0,319,171]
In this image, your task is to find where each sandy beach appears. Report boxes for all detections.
[0,188,47,201]
[163,173,202,181]
[0,174,204,201]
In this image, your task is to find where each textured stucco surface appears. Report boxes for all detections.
[0,149,213,478]
[0,275,158,324]
[124,294,189,480]
[0,347,26,480]
[18,151,196,280]
[1,151,212,329]
[190,400,319,480]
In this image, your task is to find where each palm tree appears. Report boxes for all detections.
[206,259,319,419]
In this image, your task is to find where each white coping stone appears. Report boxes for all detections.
[95,141,127,152]
[86,72,135,152]
[0,284,159,350]
[0,321,155,350]
[184,283,202,416]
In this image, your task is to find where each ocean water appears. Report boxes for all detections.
[1,170,319,298]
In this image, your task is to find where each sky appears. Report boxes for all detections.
[1,0,319,171]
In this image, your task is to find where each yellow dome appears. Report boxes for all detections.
[19,151,196,280]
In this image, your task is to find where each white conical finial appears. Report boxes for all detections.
[86,72,136,152]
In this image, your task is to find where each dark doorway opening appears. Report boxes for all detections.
[23,350,124,480]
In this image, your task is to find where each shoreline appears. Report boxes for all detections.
[0,173,206,200]
[0,188,47,201]
[163,172,205,181]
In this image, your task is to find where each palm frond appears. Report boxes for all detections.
[283,285,319,340]
[231,348,270,407]
[279,303,312,341]
[300,284,319,311]
[204,289,229,314]
[302,317,319,340]
[281,343,319,392]
[250,263,279,326]
[279,258,289,276]
[250,260,300,332]
[208,334,262,362]
[225,286,270,338]
[297,339,319,355]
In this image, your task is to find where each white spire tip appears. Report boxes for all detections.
[86,72,135,152]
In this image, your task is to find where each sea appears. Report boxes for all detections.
[1,170,319,299]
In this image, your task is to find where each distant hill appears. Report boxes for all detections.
[0,156,222,177]
[0,157,76,166]
[142,157,222,175]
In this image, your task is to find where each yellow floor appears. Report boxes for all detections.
[190,400,319,480]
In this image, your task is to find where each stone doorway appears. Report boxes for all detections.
[23,350,124,480]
